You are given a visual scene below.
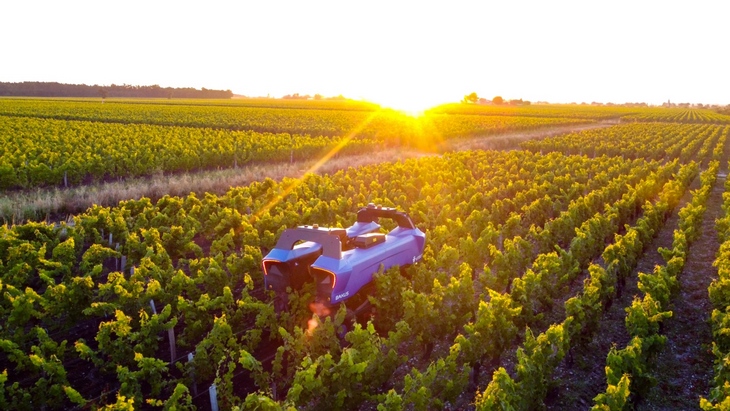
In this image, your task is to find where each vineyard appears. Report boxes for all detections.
[0,99,594,191]
[621,109,730,125]
[1,98,730,410]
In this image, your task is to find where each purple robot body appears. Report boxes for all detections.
[262,204,425,312]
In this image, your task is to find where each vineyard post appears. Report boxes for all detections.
[209,384,219,411]
[290,135,293,164]
[63,171,68,188]
[168,328,176,364]
[121,256,127,273]
[108,232,113,246]
[149,299,177,363]
[115,244,120,271]
[188,353,198,396]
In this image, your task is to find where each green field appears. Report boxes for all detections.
[1,99,730,410]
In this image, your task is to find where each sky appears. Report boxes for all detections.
[1,1,729,111]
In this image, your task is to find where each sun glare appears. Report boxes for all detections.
[371,95,439,117]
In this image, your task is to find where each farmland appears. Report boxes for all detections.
[0,99,593,192]
[1,98,730,410]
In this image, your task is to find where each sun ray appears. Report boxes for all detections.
[253,110,381,219]
[408,112,445,153]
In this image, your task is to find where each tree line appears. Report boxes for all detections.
[0,82,233,99]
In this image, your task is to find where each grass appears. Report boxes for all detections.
[0,149,427,224]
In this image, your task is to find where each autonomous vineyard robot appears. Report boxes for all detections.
[262,203,425,317]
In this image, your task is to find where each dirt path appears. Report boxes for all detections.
[1,121,614,224]
[545,175,698,410]
[442,121,613,153]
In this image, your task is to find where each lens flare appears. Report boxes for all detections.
[309,301,331,317]
[306,302,332,336]
[307,317,319,336]
[253,110,380,220]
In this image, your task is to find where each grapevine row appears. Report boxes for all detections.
[0,150,650,409]
[376,161,681,409]
[1,114,723,408]
[522,123,730,163]
[258,159,680,409]
[702,160,730,409]
[593,161,718,409]
[0,110,588,191]
[621,109,730,124]
[0,116,379,190]
[474,162,697,409]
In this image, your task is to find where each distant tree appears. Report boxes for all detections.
[462,92,478,104]
[282,93,310,100]
[0,81,232,99]
[492,96,504,105]
[325,94,347,100]
[314,94,323,100]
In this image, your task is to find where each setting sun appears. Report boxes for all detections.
[372,94,438,117]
